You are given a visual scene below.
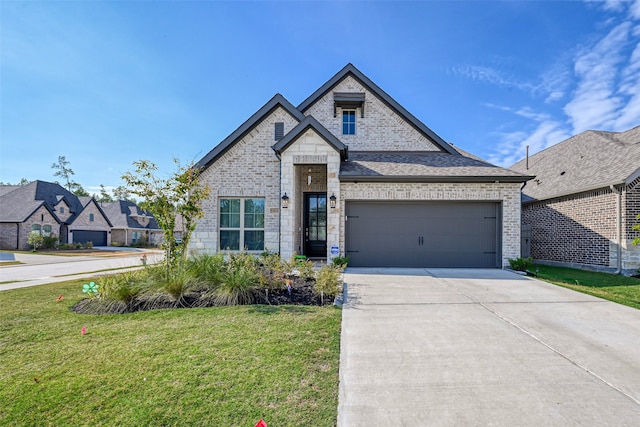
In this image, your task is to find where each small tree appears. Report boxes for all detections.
[51,155,75,192]
[122,158,209,275]
[28,232,44,252]
[95,184,114,202]
[113,185,135,202]
[633,214,640,246]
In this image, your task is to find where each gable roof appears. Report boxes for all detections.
[510,125,640,202]
[341,151,532,183]
[272,116,348,160]
[0,180,80,223]
[72,198,113,227]
[195,93,305,170]
[297,63,458,155]
[101,200,159,230]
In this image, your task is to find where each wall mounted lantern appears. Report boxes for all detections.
[281,193,289,209]
[329,193,337,209]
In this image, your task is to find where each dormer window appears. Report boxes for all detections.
[59,207,64,214]
[343,110,356,135]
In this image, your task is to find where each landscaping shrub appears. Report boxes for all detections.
[314,265,343,305]
[292,255,315,281]
[214,253,261,306]
[73,252,338,314]
[331,256,349,268]
[508,256,533,271]
[43,234,59,249]
[84,241,93,249]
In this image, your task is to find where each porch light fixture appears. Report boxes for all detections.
[281,193,290,209]
[329,193,337,209]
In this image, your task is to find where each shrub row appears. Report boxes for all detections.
[73,252,347,314]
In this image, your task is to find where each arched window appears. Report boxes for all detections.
[43,225,52,236]
[31,224,41,234]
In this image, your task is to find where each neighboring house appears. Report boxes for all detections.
[510,126,640,275]
[0,180,112,250]
[101,200,163,246]
[190,64,532,268]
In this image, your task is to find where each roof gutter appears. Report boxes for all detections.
[610,184,622,275]
[339,175,534,183]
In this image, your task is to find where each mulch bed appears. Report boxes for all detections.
[72,276,336,315]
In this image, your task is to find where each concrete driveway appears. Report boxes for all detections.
[338,268,640,426]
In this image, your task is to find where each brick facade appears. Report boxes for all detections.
[340,182,522,268]
[68,201,112,245]
[190,65,527,266]
[0,205,60,250]
[304,76,441,152]
[191,106,300,253]
[522,181,640,274]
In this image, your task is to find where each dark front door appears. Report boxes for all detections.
[304,193,327,258]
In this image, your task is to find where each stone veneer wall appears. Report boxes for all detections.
[303,75,441,152]
[279,130,341,260]
[339,182,523,268]
[190,107,300,254]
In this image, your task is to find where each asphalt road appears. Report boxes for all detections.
[0,250,164,291]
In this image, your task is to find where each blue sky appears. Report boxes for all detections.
[2,0,639,194]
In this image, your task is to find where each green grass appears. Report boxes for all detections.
[534,264,640,309]
[0,279,342,426]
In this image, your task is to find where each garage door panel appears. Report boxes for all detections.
[73,230,107,246]
[346,201,500,268]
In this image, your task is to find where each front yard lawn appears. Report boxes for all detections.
[534,264,640,309]
[0,279,341,426]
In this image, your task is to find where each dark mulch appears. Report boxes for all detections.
[72,276,336,315]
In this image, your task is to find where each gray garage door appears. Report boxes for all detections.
[73,230,107,246]
[345,201,501,268]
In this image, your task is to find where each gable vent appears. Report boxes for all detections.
[275,122,284,141]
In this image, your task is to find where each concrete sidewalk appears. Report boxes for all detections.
[338,268,640,426]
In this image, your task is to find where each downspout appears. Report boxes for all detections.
[275,149,282,255]
[610,184,622,274]
[16,223,20,250]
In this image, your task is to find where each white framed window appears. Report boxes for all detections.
[132,231,142,243]
[31,224,41,234]
[219,198,265,251]
[342,110,356,135]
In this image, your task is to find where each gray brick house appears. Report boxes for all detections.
[510,126,640,275]
[190,64,532,268]
[100,200,163,247]
[0,180,112,249]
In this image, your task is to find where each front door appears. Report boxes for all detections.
[304,193,327,258]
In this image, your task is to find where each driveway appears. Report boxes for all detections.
[338,268,640,426]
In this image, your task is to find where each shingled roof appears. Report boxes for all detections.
[101,200,160,230]
[510,125,640,202]
[340,150,532,183]
[0,181,78,223]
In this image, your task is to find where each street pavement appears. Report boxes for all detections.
[0,249,164,291]
[338,268,640,426]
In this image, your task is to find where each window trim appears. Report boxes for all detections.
[219,198,265,251]
[342,109,356,135]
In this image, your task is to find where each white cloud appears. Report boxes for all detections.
[488,119,571,167]
[564,22,631,133]
[451,65,535,92]
[630,0,640,19]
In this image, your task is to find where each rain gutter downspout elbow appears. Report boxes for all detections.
[610,184,622,275]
